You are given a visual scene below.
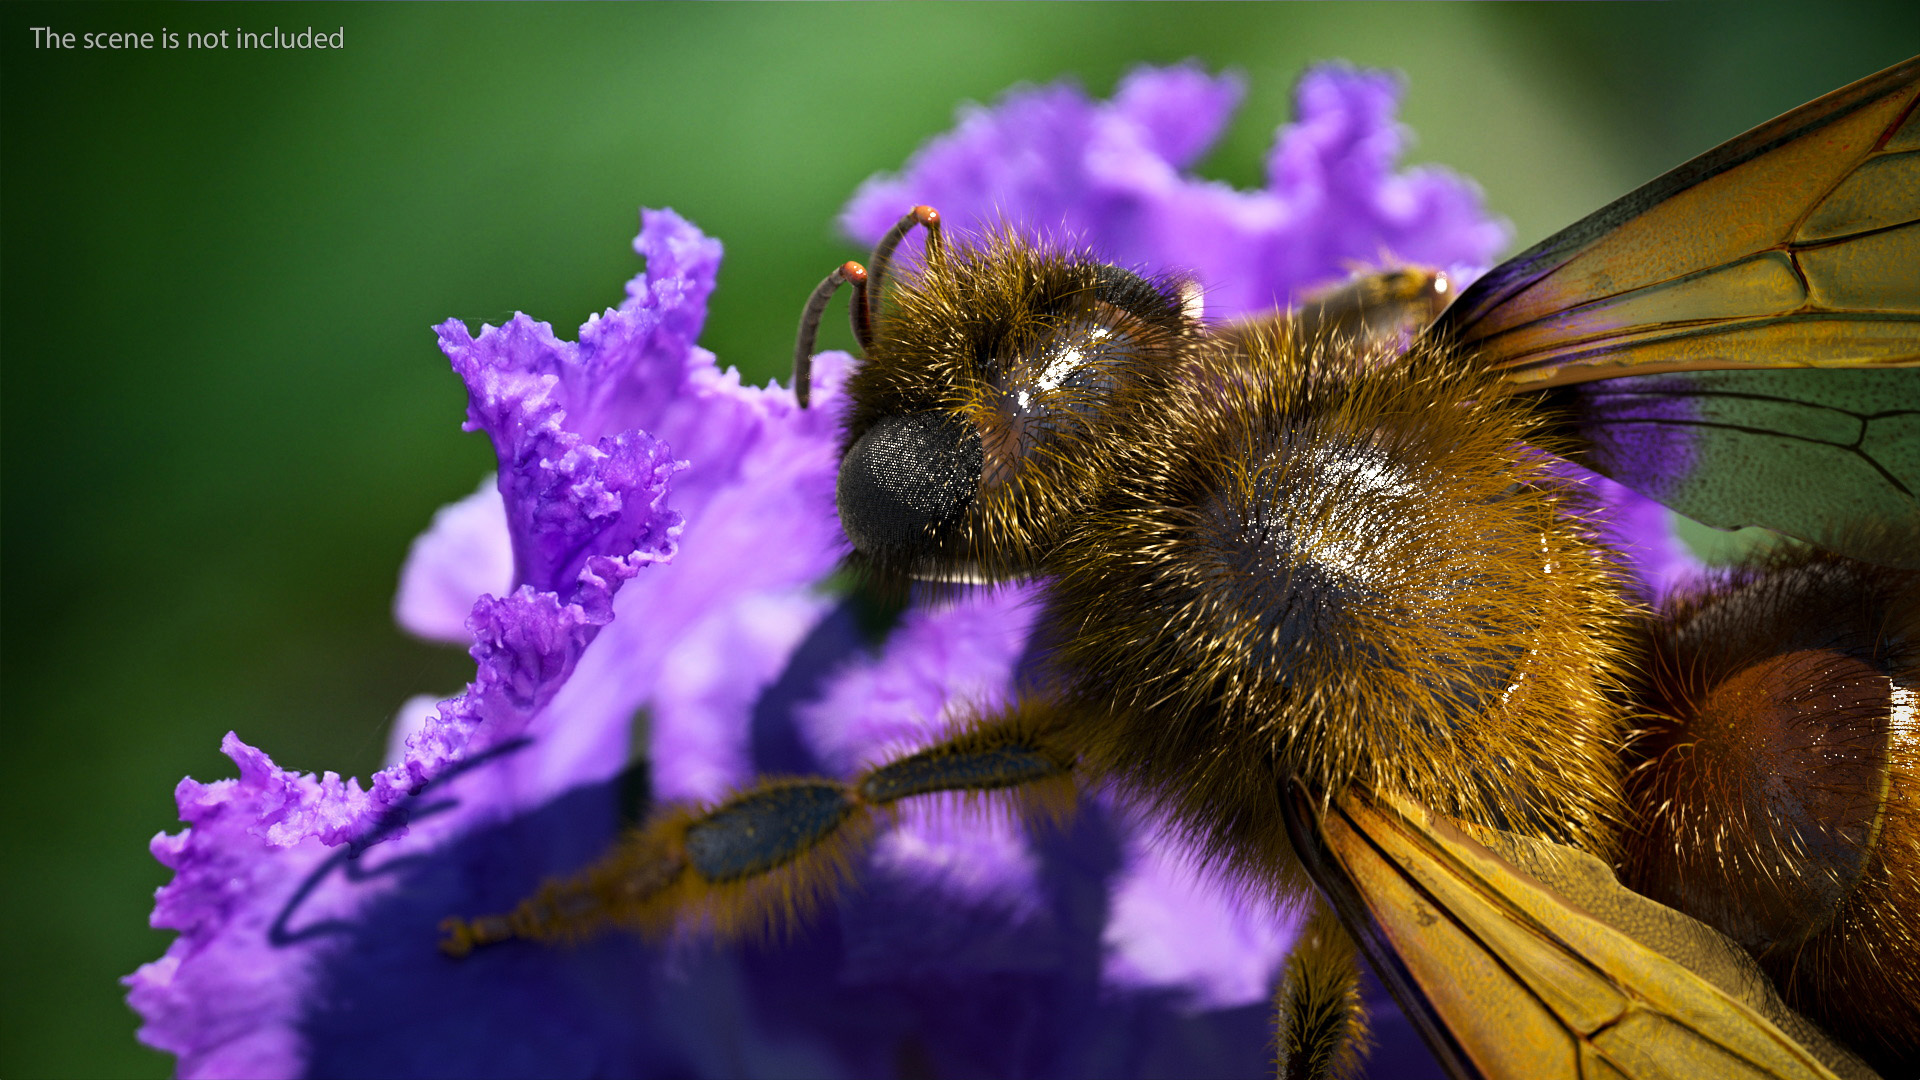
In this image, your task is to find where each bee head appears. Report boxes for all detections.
[799,210,1202,585]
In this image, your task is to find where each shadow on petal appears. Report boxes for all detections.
[292,755,1296,1079]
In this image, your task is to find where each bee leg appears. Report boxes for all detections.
[1287,266,1453,351]
[1273,899,1370,1080]
[439,704,1077,957]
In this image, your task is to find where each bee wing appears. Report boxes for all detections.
[1281,786,1879,1080]
[1541,366,1918,567]
[1437,55,1919,386]
[1424,56,1920,565]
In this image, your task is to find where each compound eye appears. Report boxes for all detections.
[1090,263,1181,322]
[836,411,984,565]
[980,266,1184,489]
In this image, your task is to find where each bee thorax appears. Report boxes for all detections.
[1203,434,1424,592]
[1188,425,1529,724]
[1042,340,1632,866]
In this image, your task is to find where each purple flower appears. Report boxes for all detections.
[127,64,1651,1079]
[1571,467,1707,602]
[843,63,1508,318]
[125,209,713,1079]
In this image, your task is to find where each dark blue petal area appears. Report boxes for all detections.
[298,770,1275,1080]
[295,600,1275,1079]
[299,774,716,1079]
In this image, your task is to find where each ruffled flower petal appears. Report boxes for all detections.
[128,736,337,1080]
[129,210,849,1076]
[799,585,1043,775]
[393,478,513,644]
[801,586,1049,917]
[1101,816,1301,1009]
[842,62,1510,318]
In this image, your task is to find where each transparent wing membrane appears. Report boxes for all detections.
[1546,367,1920,566]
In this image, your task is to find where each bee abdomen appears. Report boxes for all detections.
[1624,548,1920,1069]
[1631,647,1891,948]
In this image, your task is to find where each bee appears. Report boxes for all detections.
[1616,544,1919,1073]
[444,56,1920,1079]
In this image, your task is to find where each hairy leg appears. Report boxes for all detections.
[440,700,1079,957]
[1273,900,1371,1080]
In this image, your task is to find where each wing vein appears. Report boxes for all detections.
[1563,417,1916,498]
[1331,801,1610,1042]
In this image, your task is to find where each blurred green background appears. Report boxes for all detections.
[2,3,1912,1075]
